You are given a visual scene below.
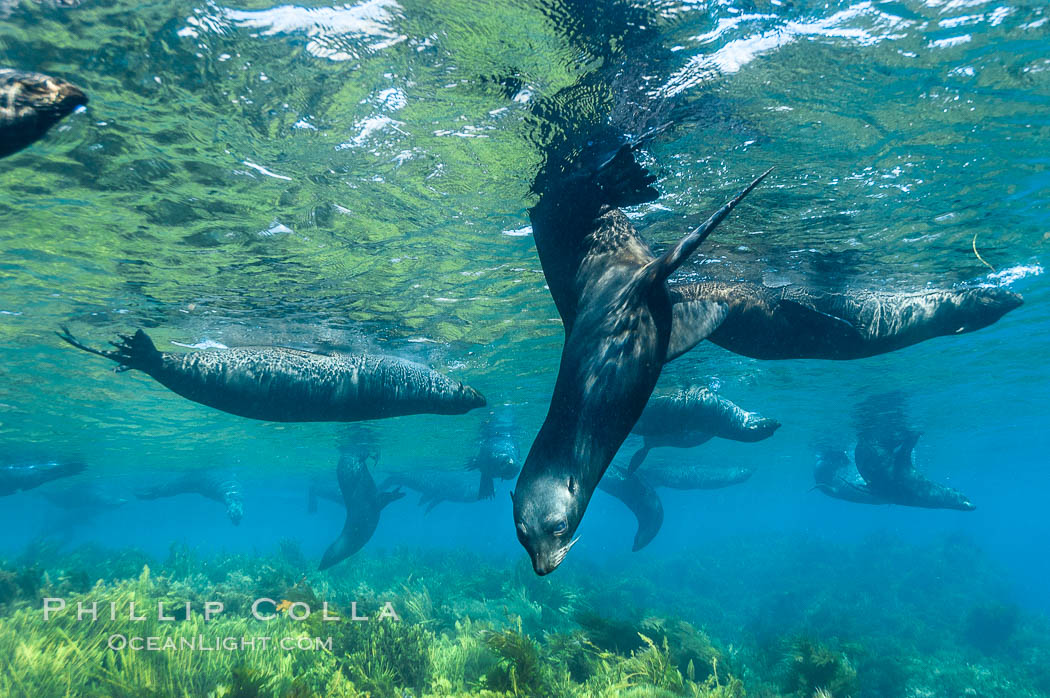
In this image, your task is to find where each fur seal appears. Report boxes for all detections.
[38,482,129,542]
[135,468,245,524]
[511,131,770,574]
[642,464,754,491]
[595,465,663,552]
[58,327,485,422]
[628,386,779,472]
[669,282,1023,360]
[381,470,483,513]
[0,459,85,496]
[0,68,87,159]
[812,448,884,505]
[465,409,520,499]
[854,429,974,511]
[318,439,403,570]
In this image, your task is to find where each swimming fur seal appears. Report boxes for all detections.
[135,468,245,524]
[642,464,754,491]
[854,429,975,511]
[812,448,884,505]
[0,68,87,159]
[318,441,404,570]
[512,132,770,574]
[0,459,85,496]
[670,282,1023,360]
[58,327,486,422]
[381,470,483,513]
[595,465,663,552]
[628,386,779,472]
[466,409,520,499]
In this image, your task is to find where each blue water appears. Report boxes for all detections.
[2,0,1049,695]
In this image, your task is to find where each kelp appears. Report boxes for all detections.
[2,538,1050,697]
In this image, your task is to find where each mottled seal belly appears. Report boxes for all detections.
[0,68,87,158]
[59,327,486,422]
[671,282,1023,360]
[642,464,754,491]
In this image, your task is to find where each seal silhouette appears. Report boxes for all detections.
[58,327,485,422]
[136,468,245,525]
[0,459,85,496]
[381,470,485,513]
[466,409,520,499]
[318,439,403,570]
[628,386,779,473]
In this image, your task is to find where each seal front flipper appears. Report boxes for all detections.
[380,488,404,508]
[665,299,728,362]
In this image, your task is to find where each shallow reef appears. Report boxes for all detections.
[1,535,1049,697]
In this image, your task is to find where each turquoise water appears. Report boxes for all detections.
[1,0,1049,695]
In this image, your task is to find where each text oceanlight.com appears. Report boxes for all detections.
[107,635,333,651]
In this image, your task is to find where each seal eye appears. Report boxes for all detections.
[552,521,567,535]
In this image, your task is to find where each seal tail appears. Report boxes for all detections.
[57,326,161,372]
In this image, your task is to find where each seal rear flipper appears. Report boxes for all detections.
[594,143,660,208]
[598,469,663,551]
[642,169,771,287]
[893,430,921,475]
[477,471,496,500]
[57,326,161,372]
[626,443,651,475]
[664,299,729,362]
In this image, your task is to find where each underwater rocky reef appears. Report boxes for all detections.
[2,534,1049,698]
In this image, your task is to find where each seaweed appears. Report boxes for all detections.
[1,538,1048,698]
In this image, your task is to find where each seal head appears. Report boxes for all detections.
[513,472,582,575]
[0,68,88,158]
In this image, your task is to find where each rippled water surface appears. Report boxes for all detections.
[1,0,1049,652]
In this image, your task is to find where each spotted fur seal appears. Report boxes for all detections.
[135,468,245,525]
[628,386,779,472]
[511,131,769,574]
[318,440,403,570]
[58,327,485,422]
[596,465,663,552]
[670,282,1022,360]
[0,459,85,496]
[0,68,87,159]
